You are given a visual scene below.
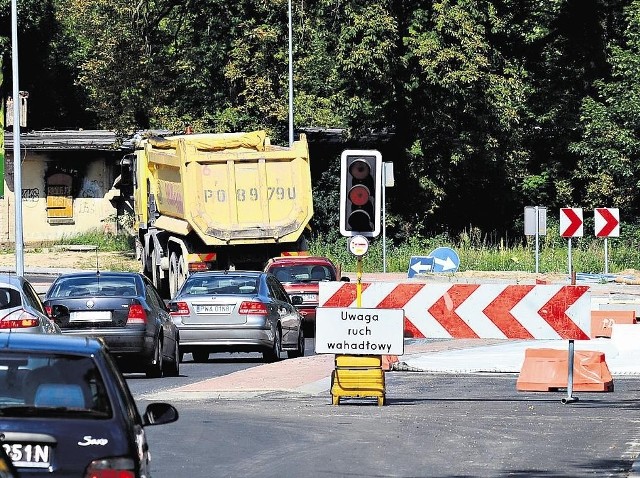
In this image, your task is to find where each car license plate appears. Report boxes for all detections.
[304,294,318,302]
[69,311,112,322]
[3,443,51,468]
[195,304,233,314]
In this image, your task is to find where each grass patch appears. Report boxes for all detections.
[53,229,134,252]
[309,227,640,274]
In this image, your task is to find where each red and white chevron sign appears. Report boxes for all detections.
[560,208,583,237]
[319,282,591,340]
[594,208,620,237]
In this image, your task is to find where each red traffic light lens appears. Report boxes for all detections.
[348,184,370,206]
[349,160,370,180]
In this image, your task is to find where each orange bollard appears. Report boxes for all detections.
[516,348,613,392]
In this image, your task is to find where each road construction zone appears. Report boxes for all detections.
[315,307,405,355]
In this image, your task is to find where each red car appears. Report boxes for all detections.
[264,256,349,334]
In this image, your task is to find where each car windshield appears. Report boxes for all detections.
[0,351,112,418]
[270,265,335,284]
[48,277,138,298]
[182,276,258,295]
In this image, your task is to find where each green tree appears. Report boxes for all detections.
[570,0,640,213]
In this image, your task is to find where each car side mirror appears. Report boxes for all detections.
[143,402,179,426]
[291,295,303,306]
[340,276,350,282]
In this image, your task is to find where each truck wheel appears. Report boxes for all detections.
[169,252,179,298]
[152,253,161,290]
[177,254,188,292]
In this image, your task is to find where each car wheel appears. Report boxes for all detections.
[146,336,163,379]
[263,326,282,363]
[164,338,180,377]
[287,328,305,359]
[192,350,209,363]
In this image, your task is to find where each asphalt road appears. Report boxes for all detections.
[140,371,640,478]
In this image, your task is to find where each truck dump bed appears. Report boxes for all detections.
[138,131,313,246]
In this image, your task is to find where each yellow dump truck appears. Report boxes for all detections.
[124,130,313,297]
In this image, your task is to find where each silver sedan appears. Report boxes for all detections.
[0,274,60,334]
[168,271,305,363]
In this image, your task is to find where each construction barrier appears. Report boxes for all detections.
[590,310,636,338]
[320,282,591,340]
[331,355,385,406]
[516,348,613,392]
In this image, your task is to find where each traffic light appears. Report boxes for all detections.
[340,150,382,237]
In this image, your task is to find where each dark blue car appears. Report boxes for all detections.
[0,333,178,477]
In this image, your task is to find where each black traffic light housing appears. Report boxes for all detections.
[340,150,382,237]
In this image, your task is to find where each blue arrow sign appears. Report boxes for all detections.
[407,256,434,278]
[429,247,460,273]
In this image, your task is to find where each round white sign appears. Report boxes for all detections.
[348,235,369,256]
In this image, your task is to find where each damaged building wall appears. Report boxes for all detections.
[0,148,123,244]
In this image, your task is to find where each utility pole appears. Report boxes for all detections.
[11,0,24,277]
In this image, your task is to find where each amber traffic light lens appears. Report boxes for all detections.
[349,160,370,180]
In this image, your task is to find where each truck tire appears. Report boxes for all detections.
[169,252,179,298]
[177,254,188,292]
[152,253,161,291]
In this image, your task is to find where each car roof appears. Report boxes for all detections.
[0,274,28,288]
[0,332,104,355]
[266,256,336,266]
[53,271,142,279]
[190,270,263,277]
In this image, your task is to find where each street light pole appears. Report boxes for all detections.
[287,0,294,146]
[11,0,24,277]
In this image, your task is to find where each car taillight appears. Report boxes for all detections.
[0,310,39,329]
[84,457,136,478]
[238,301,268,315]
[169,302,190,316]
[127,304,147,324]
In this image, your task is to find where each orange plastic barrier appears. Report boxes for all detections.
[516,348,613,392]
[381,355,399,371]
[590,310,636,338]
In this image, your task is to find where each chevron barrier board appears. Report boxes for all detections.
[319,282,591,340]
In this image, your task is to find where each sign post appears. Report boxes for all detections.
[594,208,620,274]
[560,208,583,278]
[382,162,394,273]
[524,206,547,273]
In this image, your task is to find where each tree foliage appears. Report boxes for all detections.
[1,0,639,245]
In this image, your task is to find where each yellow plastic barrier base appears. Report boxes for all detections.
[330,355,386,406]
